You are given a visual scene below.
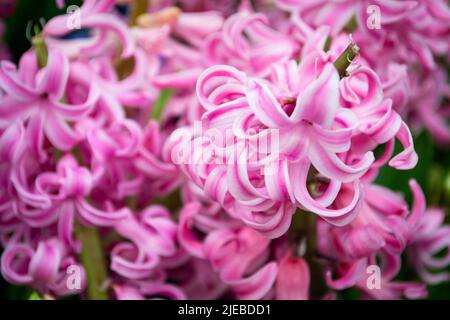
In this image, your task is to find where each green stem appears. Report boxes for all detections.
[290,210,327,299]
[151,89,174,121]
[290,210,316,258]
[343,15,358,33]
[323,36,332,52]
[76,224,109,300]
[32,35,48,68]
[28,291,42,300]
[334,41,359,78]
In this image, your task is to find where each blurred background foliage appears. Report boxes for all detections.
[0,0,449,300]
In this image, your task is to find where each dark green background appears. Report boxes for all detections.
[1,0,449,300]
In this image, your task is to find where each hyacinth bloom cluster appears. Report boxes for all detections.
[0,0,449,300]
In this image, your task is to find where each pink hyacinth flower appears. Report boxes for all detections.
[0,49,98,159]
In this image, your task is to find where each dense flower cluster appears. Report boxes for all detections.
[0,0,449,300]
